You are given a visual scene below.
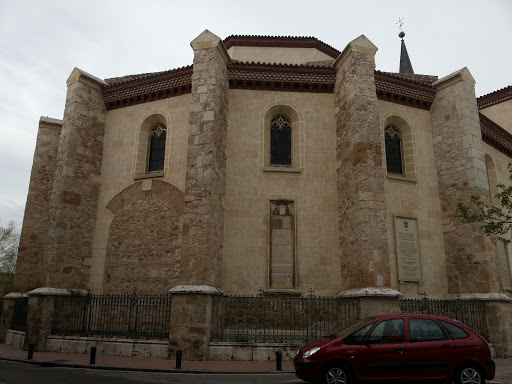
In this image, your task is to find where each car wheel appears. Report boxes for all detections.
[323,364,352,384]
[455,365,484,384]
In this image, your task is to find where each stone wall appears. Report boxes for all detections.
[14,118,62,292]
[43,69,107,289]
[379,101,449,298]
[430,68,499,294]
[103,181,184,294]
[334,35,390,290]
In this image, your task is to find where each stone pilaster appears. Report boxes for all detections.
[179,30,229,287]
[23,288,73,351]
[333,35,389,289]
[455,293,512,358]
[338,288,402,317]
[0,293,22,343]
[14,118,62,292]
[430,68,499,294]
[44,68,107,289]
[168,285,223,360]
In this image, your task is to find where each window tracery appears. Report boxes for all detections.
[270,115,292,166]
[148,123,167,172]
[385,124,403,175]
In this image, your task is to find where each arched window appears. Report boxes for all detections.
[385,125,403,175]
[147,123,167,172]
[270,115,291,166]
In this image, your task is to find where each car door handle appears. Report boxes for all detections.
[395,348,405,353]
[441,344,450,348]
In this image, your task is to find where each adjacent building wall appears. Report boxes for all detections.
[480,99,512,134]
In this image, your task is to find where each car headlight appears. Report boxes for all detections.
[302,347,320,358]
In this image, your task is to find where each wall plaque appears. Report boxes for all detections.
[269,200,295,289]
[394,216,422,282]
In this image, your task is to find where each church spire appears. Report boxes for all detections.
[399,31,414,74]
[396,18,414,74]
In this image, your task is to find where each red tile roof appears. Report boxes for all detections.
[480,113,512,157]
[223,35,340,59]
[477,86,512,109]
[375,70,437,110]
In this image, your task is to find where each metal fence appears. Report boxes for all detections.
[52,292,172,340]
[211,294,360,344]
[10,296,28,332]
[400,297,488,340]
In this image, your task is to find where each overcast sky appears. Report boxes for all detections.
[0,0,511,229]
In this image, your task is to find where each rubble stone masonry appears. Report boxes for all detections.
[14,118,62,292]
[178,30,230,287]
[334,36,390,289]
[430,68,499,293]
[43,69,107,289]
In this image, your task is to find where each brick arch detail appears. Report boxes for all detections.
[104,180,184,294]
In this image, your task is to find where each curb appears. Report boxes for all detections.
[0,356,294,375]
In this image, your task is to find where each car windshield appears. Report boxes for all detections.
[329,317,377,338]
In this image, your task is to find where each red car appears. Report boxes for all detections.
[294,314,495,384]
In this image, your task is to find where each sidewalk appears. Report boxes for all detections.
[0,343,511,383]
[0,343,294,373]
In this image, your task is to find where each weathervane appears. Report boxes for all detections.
[397,17,406,39]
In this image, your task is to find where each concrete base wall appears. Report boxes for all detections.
[5,330,25,349]
[209,342,298,361]
[44,336,168,358]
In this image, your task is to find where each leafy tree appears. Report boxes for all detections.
[456,164,512,241]
[0,220,19,274]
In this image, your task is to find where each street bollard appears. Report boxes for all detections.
[176,350,182,369]
[90,346,96,365]
[27,344,34,360]
[276,351,282,371]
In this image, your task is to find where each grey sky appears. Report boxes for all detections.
[1,0,511,229]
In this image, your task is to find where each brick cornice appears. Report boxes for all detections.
[228,62,336,93]
[375,70,436,110]
[103,66,193,110]
[480,112,512,158]
[223,35,340,59]
[477,86,512,109]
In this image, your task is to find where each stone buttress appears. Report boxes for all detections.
[430,68,500,294]
[43,68,107,289]
[334,35,391,290]
[14,118,63,292]
[169,30,230,360]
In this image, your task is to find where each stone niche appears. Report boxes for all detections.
[269,200,296,289]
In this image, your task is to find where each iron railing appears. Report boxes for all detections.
[400,297,488,340]
[10,296,28,332]
[211,294,360,344]
[52,292,171,340]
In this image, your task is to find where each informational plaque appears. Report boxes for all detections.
[394,216,423,282]
[269,201,295,289]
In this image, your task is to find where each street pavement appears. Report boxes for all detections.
[0,343,511,383]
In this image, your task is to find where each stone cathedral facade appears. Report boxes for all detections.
[5,30,512,357]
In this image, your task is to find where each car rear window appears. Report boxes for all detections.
[409,318,448,342]
[438,320,469,340]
